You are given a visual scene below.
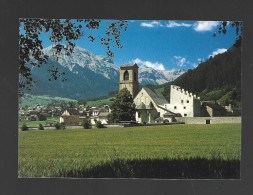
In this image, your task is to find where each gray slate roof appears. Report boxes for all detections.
[66,108,79,115]
[120,63,138,68]
[143,87,169,106]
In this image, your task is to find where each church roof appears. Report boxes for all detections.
[142,87,169,106]
[120,63,138,68]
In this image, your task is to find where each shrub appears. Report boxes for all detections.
[54,122,65,130]
[107,113,119,123]
[38,123,44,130]
[54,122,60,130]
[106,113,114,123]
[96,120,104,128]
[21,124,28,131]
[82,118,91,129]
[37,114,47,121]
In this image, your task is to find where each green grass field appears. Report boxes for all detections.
[18,124,241,178]
[86,97,115,106]
[19,117,59,128]
[19,94,77,107]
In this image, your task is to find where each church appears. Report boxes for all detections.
[119,63,201,123]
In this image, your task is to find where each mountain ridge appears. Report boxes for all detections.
[27,45,185,100]
[153,41,241,107]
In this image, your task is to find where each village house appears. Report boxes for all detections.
[91,107,100,117]
[59,108,80,126]
[90,107,110,125]
[78,105,87,116]
[78,116,86,125]
[201,101,226,117]
[58,105,111,126]
[224,104,241,116]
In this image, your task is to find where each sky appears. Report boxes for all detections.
[39,20,239,71]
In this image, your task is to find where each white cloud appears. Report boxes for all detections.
[192,63,199,68]
[140,21,220,32]
[209,48,227,57]
[133,58,165,70]
[174,56,189,67]
[140,21,164,28]
[174,56,181,60]
[166,21,192,28]
[193,21,220,32]
[174,56,199,68]
[178,58,186,67]
[197,58,205,63]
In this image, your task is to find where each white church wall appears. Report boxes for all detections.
[134,88,170,123]
[169,85,200,117]
[134,88,151,107]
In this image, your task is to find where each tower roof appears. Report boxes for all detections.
[120,63,138,68]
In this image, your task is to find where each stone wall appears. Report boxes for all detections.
[175,117,241,124]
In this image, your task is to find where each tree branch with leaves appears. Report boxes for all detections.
[213,21,242,48]
[19,19,128,97]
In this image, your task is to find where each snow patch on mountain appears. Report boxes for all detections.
[43,45,119,79]
[138,65,185,85]
[43,45,185,86]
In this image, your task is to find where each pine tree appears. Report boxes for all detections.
[110,88,136,123]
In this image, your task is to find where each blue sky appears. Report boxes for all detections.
[40,20,239,71]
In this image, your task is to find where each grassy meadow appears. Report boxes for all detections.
[19,117,59,128]
[18,124,241,178]
[19,94,77,107]
[86,97,115,107]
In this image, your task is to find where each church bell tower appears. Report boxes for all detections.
[119,63,139,98]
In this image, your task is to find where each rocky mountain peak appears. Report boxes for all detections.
[29,45,185,99]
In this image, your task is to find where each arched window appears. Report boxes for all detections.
[124,70,129,80]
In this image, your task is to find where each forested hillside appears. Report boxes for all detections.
[155,39,241,107]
